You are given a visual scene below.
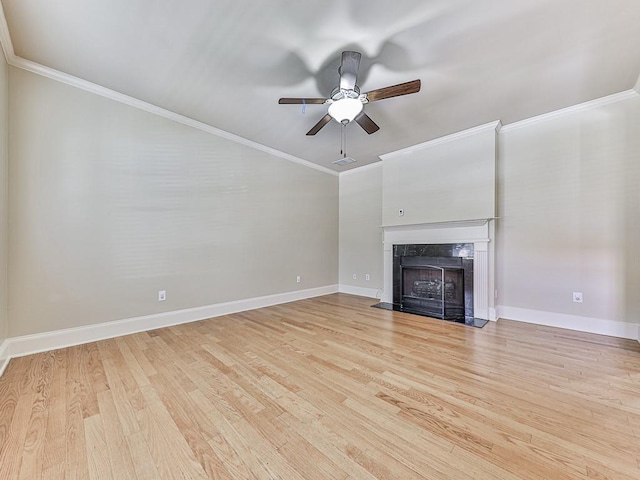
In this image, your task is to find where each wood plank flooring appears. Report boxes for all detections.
[1,293,639,479]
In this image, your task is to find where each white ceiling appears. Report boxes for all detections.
[3,0,640,171]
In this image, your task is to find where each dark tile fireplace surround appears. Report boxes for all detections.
[374,243,488,328]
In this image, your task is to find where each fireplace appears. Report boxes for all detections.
[393,244,474,322]
[401,265,465,320]
[378,220,494,327]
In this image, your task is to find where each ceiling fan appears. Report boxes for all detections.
[279,51,421,136]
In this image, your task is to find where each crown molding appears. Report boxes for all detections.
[379,120,501,161]
[0,5,337,177]
[10,57,339,176]
[0,2,13,64]
[501,89,640,133]
[1,1,638,176]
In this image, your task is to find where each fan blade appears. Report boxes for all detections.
[355,113,380,135]
[279,98,326,104]
[306,114,332,136]
[365,79,421,102]
[339,51,362,91]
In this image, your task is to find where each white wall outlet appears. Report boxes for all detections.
[352,273,357,280]
[296,275,301,283]
[572,292,583,303]
[365,274,370,281]
[398,208,404,217]
[158,290,166,301]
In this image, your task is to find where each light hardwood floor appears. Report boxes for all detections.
[1,293,639,479]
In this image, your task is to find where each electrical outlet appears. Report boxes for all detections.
[296,275,301,283]
[365,274,370,281]
[158,290,166,302]
[398,208,404,217]
[352,273,357,280]
[572,292,583,303]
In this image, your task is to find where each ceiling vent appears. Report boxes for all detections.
[332,157,356,166]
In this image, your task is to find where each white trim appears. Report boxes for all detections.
[383,222,490,246]
[488,308,497,322]
[0,2,13,63]
[0,6,336,178]
[339,161,382,177]
[382,219,493,231]
[8,57,337,177]
[4,285,338,361]
[1,0,638,176]
[501,90,639,132]
[474,247,490,320]
[379,121,501,161]
[0,3,10,377]
[0,339,9,377]
[338,284,380,299]
[498,306,638,340]
[382,222,493,320]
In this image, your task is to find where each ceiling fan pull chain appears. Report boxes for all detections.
[341,123,347,157]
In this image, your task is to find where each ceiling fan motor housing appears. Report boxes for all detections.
[330,85,360,101]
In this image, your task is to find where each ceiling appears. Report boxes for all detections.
[2,0,640,171]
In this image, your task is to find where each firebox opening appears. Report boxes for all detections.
[390,243,476,324]
[401,265,465,321]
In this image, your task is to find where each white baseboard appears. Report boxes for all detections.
[498,306,639,340]
[338,284,381,299]
[4,291,633,380]
[4,285,338,363]
[0,339,10,377]
[488,307,498,322]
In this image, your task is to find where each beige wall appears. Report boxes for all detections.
[4,61,639,340]
[497,96,640,325]
[8,67,338,337]
[0,53,7,344]
[382,127,497,227]
[338,95,640,334]
[339,164,383,291]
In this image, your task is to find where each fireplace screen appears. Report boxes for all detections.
[392,243,474,322]
[401,265,465,320]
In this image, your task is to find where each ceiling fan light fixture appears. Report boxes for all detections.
[328,98,363,124]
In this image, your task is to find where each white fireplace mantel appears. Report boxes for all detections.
[382,220,495,320]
